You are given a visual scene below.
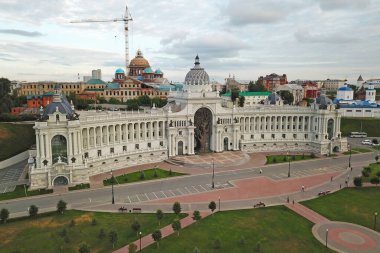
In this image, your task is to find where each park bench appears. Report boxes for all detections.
[253,202,266,208]
[118,206,127,212]
[132,207,142,213]
[318,190,330,196]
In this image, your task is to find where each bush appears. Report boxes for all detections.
[302,153,305,159]
[311,153,316,158]
[354,177,362,187]
[169,169,173,176]
[283,156,287,162]
[29,205,38,218]
[124,174,128,182]
[139,171,145,180]
[292,155,296,161]
[69,219,75,227]
[377,171,380,178]
[362,170,370,177]
[370,177,380,185]
[154,169,158,178]
[272,156,277,163]
[373,139,379,144]
[0,208,9,224]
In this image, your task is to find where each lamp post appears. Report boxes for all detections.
[287,151,291,178]
[212,158,215,189]
[218,196,220,211]
[348,144,352,169]
[111,169,115,205]
[374,212,378,231]
[325,228,329,248]
[139,231,142,252]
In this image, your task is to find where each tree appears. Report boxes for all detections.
[208,201,217,214]
[248,81,265,92]
[192,210,201,222]
[353,177,362,187]
[0,208,9,224]
[57,200,67,214]
[128,243,138,253]
[78,243,90,253]
[137,95,151,106]
[131,220,141,236]
[108,97,121,104]
[109,231,118,248]
[0,78,11,98]
[238,96,245,107]
[151,229,162,248]
[126,98,139,110]
[219,85,227,96]
[373,139,379,144]
[231,88,240,103]
[172,202,182,216]
[29,205,39,218]
[156,209,164,226]
[171,219,181,236]
[279,90,294,105]
[370,177,380,185]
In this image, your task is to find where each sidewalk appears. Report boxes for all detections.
[113,211,211,253]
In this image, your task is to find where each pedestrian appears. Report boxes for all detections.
[259,169,262,174]
[292,200,295,205]
[331,176,333,182]
[287,196,289,203]
[339,184,342,189]
[301,185,305,192]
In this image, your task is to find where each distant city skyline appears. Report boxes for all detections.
[0,0,379,83]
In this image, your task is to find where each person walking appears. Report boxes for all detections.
[301,185,305,192]
[259,169,262,174]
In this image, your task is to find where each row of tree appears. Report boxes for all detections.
[0,78,27,114]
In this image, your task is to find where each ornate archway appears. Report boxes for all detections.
[51,135,67,164]
[327,119,334,140]
[53,176,68,186]
[194,107,213,153]
[224,137,229,151]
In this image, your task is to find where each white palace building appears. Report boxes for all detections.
[30,56,348,189]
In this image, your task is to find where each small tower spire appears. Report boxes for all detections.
[194,54,200,66]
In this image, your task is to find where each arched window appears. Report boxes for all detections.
[51,135,67,164]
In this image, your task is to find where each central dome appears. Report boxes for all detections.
[185,55,210,86]
[129,49,150,68]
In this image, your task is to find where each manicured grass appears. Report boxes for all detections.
[343,147,372,155]
[266,154,314,164]
[341,117,380,137]
[0,123,35,161]
[361,163,380,183]
[142,206,333,253]
[103,168,186,186]
[68,183,90,191]
[302,188,380,232]
[0,185,53,201]
[0,210,187,253]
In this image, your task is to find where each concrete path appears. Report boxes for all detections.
[286,202,330,224]
[113,211,211,253]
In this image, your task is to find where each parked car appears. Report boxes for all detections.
[362,140,373,145]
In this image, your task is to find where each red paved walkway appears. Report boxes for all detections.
[285,202,329,224]
[147,171,340,204]
[113,211,211,253]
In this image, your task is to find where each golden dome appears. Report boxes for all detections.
[129,49,150,68]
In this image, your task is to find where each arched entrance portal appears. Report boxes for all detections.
[51,135,67,164]
[224,137,229,151]
[333,146,340,153]
[178,141,184,155]
[53,176,68,186]
[194,107,213,153]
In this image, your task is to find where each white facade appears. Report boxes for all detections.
[336,85,354,100]
[30,56,348,189]
[366,84,376,102]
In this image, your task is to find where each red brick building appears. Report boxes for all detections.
[257,73,287,91]
[27,92,54,108]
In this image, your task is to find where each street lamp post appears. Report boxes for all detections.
[218,196,220,211]
[287,152,291,178]
[374,212,378,231]
[325,228,329,248]
[139,231,142,252]
[111,169,115,205]
[212,158,215,189]
[348,144,352,168]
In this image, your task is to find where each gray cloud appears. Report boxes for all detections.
[0,29,43,37]
[295,29,360,44]
[317,0,371,11]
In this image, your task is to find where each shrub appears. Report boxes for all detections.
[302,153,305,159]
[78,243,90,253]
[283,156,287,162]
[213,239,221,249]
[272,156,277,163]
[354,177,362,187]
[139,171,145,180]
[154,169,158,178]
[362,170,370,177]
[311,153,316,158]
[373,138,379,144]
[377,171,380,178]
[69,219,75,227]
[0,208,9,224]
[370,177,380,185]
[124,174,128,182]
[169,169,173,176]
[292,155,296,161]
[57,200,67,214]
[29,205,38,218]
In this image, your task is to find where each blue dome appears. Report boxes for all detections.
[154,69,163,74]
[115,68,125,74]
[137,76,143,81]
[338,86,352,91]
[143,67,153,73]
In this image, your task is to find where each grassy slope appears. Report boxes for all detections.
[266,155,313,164]
[303,187,380,232]
[341,117,380,137]
[0,123,35,161]
[142,206,333,253]
[0,185,52,201]
[0,210,186,253]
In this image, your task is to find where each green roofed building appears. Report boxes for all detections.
[222,91,271,107]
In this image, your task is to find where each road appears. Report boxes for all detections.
[0,152,374,217]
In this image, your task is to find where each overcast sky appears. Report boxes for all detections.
[0,0,379,83]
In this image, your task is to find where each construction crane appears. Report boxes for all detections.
[70,4,133,73]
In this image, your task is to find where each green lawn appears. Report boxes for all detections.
[266,154,314,164]
[142,206,333,253]
[68,183,90,191]
[361,163,380,183]
[0,210,186,253]
[341,117,380,137]
[302,188,380,232]
[343,147,373,155]
[0,123,35,161]
[0,185,53,201]
[103,168,186,186]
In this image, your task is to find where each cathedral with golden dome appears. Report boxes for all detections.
[128,49,164,82]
